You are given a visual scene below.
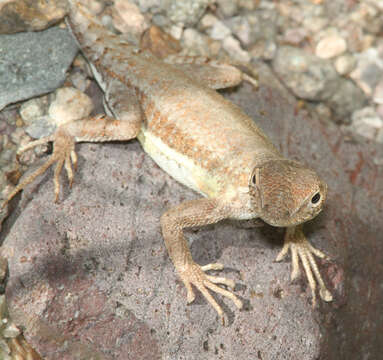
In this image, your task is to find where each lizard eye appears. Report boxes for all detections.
[311,192,321,204]
[251,173,257,185]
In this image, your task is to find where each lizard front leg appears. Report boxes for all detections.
[276,224,332,306]
[161,198,243,323]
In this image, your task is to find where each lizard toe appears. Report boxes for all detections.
[179,262,242,320]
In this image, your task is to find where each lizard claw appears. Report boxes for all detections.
[276,225,333,306]
[3,127,77,208]
[178,261,242,323]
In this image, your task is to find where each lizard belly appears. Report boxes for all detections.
[137,128,220,198]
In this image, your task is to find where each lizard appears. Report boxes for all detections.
[2,0,333,323]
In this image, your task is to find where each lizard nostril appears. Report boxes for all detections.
[311,192,321,204]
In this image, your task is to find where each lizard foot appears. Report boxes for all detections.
[2,127,77,208]
[178,261,242,325]
[275,225,333,306]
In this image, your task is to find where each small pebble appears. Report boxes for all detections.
[113,0,149,36]
[2,323,20,339]
[335,54,356,75]
[222,36,251,62]
[316,35,347,59]
[350,106,383,141]
[49,87,93,127]
[208,20,231,40]
[373,78,383,104]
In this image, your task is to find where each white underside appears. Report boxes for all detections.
[137,128,220,198]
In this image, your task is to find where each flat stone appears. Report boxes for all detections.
[0,26,78,111]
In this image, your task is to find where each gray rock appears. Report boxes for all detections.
[373,77,383,104]
[326,79,367,123]
[272,46,339,101]
[216,0,239,17]
[0,26,78,111]
[349,106,383,141]
[163,0,210,26]
[350,48,383,96]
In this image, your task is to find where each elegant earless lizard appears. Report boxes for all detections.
[3,0,332,323]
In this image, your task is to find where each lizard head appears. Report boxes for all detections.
[249,159,327,227]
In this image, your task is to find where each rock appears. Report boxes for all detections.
[77,0,104,16]
[164,0,210,27]
[181,28,216,57]
[207,19,231,40]
[2,323,20,339]
[141,25,182,58]
[350,2,383,34]
[376,128,383,143]
[19,97,50,126]
[326,79,367,123]
[238,0,258,11]
[199,13,219,29]
[0,0,67,34]
[316,35,347,59]
[20,87,93,140]
[0,26,78,111]
[48,87,93,127]
[349,106,383,141]
[113,0,149,37]
[67,70,91,93]
[222,36,251,62]
[350,48,383,96]
[303,16,329,33]
[373,77,383,104]
[225,15,252,46]
[282,27,309,46]
[2,62,383,360]
[216,0,238,17]
[0,257,8,283]
[272,46,339,101]
[250,40,277,61]
[334,54,356,75]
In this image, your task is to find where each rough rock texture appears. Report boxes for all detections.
[0,0,67,34]
[0,26,78,111]
[1,62,382,359]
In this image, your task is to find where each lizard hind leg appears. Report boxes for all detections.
[163,54,258,90]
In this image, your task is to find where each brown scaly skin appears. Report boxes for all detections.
[2,0,332,323]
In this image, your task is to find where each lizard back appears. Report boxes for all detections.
[68,1,281,198]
